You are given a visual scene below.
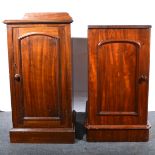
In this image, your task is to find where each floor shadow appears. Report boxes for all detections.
[75,112,86,140]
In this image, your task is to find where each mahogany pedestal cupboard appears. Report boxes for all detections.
[4,13,75,143]
[86,25,151,142]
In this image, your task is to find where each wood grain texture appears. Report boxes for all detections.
[86,129,149,142]
[10,128,75,143]
[88,25,151,29]
[21,35,60,118]
[5,13,74,143]
[3,12,73,24]
[86,25,151,141]
[97,41,139,115]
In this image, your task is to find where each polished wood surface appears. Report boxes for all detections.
[10,128,75,143]
[5,13,74,143]
[88,25,151,29]
[4,12,73,24]
[86,25,151,141]
[97,41,138,115]
[87,129,149,142]
[21,35,59,118]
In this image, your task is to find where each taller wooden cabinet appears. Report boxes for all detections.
[86,25,151,142]
[4,13,75,143]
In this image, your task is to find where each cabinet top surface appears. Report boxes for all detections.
[4,12,73,24]
[88,25,151,29]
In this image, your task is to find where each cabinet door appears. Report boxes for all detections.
[11,25,72,128]
[88,28,150,125]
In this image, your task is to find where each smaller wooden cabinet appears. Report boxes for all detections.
[4,13,75,143]
[85,25,151,142]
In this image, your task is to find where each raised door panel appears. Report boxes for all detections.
[21,35,60,118]
[13,26,66,128]
[97,41,139,115]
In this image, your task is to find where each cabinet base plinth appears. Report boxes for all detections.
[10,127,75,143]
[86,124,150,142]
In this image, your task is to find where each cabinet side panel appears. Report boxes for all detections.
[59,25,73,126]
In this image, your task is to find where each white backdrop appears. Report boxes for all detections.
[0,0,154,111]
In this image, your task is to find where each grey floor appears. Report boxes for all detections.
[0,112,155,155]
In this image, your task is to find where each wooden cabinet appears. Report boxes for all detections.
[4,13,75,143]
[86,25,151,142]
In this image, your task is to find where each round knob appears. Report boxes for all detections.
[14,74,21,81]
[139,75,148,83]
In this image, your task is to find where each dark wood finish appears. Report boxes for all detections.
[4,13,74,143]
[86,25,151,142]
[86,129,149,142]
[10,128,74,143]
[4,12,73,24]
[88,25,151,29]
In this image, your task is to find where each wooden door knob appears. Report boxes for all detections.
[139,75,148,83]
[14,74,21,81]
